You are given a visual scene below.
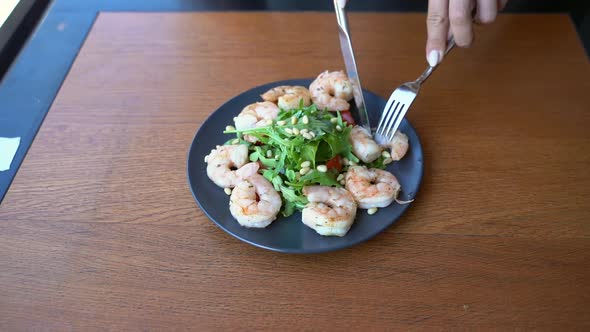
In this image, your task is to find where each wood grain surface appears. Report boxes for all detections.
[1,12,590,330]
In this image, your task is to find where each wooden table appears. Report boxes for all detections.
[1,12,589,330]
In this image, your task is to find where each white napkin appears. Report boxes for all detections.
[0,137,20,171]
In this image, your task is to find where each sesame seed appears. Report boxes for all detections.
[225,125,235,131]
[316,165,328,173]
[337,174,344,181]
[292,128,300,135]
[302,115,309,124]
[336,125,342,131]
[339,180,346,185]
[302,133,312,140]
[277,120,286,126]
[349,160,357,166]
[266,150,272,158]
[381,150,391,158]
[300,128,309,134]
[301,161,311,168]
[342,158,349,165]
[224,188,232,195]
[285,128,293,134]
[265,119,273,125]
[330,117,338,123]
[309,131,316,138]
[291,117,298,125]
[300,167,310,175]
[232,139,240,144]
[383,158,393,165]
[367,207,378,215]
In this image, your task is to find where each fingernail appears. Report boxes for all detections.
[427,50,442,67]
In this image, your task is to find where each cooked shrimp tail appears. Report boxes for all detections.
[309,70,354,112]
[261,85,312,110]
[234,101,279,143]
[230,162,282,228]
[350,125,382,163]
[301,185,357,236]
[345,165,401,209]
[206,144,249,188]
[388,131,409,161]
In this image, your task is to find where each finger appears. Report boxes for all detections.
[475,0,497,24]
[449,0,474,47]
[498,0,509,10]
[426,0,449,66]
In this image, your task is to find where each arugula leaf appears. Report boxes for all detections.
[282,200,296,217]
[280,185,308,209]
[249,150,260,162]
[254,147,277,168]
[300,170,340,186]
[299,142,318,166]
[285,169,296,182]
[365,155,387,169]
[262,169,275,182]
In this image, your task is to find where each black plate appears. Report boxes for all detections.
[187,79,424,254]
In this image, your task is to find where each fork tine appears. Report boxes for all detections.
[376,92,398,134]
[380,101,400,136]
[376,103,395,136]
[387,102,411,141]
[376,101,396,137]
[377,100,398,135]
[382,101,405,140]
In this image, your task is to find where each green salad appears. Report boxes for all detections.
[223,102,387,217]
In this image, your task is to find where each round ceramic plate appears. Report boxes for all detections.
[187,79,424,254]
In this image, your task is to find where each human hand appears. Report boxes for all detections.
[426,0,508,66]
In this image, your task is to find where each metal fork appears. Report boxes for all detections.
[374,37,456,145]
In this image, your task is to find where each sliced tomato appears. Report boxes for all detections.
[326,155,343,172]
[340,110,355,125]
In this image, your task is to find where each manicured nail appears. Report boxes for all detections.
[427,50,442,67]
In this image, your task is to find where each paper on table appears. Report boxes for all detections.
[0,137,20,171]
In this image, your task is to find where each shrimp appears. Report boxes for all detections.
[350,125,382,163]
[206,144,249,188]
[301,186,357,237]
[234,101,279,142]
[388,131,409,161]
[345,166,400,209]
[261,85,312,110]
[309,70,354,112]
[229,162,282,228]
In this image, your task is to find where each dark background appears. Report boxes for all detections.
[0,0,589,81]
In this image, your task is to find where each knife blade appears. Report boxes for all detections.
[333,0,371,133]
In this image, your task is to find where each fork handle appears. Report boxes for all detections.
[415,36,456,86]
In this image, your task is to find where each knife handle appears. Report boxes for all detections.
[334,0,349,33]
[335,0,347,9]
